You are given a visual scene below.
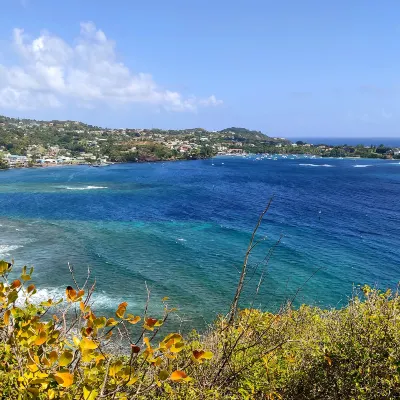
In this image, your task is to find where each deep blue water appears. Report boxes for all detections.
[290,137,400,147]
[0,156,399,329]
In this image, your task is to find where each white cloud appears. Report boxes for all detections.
[0,22,222,111]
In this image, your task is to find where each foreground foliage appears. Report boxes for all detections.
[0,260,399,399]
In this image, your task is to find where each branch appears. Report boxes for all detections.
[228,197,273,323]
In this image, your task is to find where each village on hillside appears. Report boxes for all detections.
[0,115,399,168]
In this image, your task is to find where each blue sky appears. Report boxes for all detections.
[0,0,399,137]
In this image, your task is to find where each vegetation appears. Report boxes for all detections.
[1,259,399,399]
[0,116,287,165]
[0,156,8,170]
[1,115,399,166]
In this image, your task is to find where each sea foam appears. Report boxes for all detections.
[299,163,334,167]
[64,186,108,190]
[25,287,134,311]
[0,244,23,257]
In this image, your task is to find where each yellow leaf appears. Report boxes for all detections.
[116,302,128,319]
[127,376,138,385]
[94,316,107,328]
[170,370,191,382]
[81,349,95,363]
[325,355,332,366]
[73,336,80,347]
[80,337,98,351]
[153,357,162,367]
[170,342,185,353]
[192,350,213,362]
[28,363,39,373]
[95,354,105,365]
[3,309,10,325]
[106,317,118,326]
[144,317,158,330]
[109,360,123,377]
[41,355,50,367]
[59,350,73,367]
[76,289,85,300]
[202,351,213,359]
[83,386,99,400]
[54,372,74,387]
[66,286,76,302]
[0,261,11,274]
[34,330,47,346]
[127,315,141,325]
[49,351,58,365]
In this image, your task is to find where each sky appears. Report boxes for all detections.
[0,0,399,137]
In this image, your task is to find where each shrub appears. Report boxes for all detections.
[1,259,400,399]
[0,260,214,399]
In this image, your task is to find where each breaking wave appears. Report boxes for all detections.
[0,244,23,257]
[63,186,108,190]
[299,164,334,167]
[24,287,135,311]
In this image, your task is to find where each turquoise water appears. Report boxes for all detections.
[0,157,399,329]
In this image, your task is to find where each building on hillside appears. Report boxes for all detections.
[179,145,192,153]
[227,149,244,154]
[5,154,28,167]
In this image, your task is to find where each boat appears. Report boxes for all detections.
[91,162,110,167]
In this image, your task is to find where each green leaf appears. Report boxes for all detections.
[7,290,18,304]
[159,370,169,381]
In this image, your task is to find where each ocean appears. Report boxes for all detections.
[290,137,400,147]
[0,156,399,329]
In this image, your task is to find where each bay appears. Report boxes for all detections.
[0,156,399,329]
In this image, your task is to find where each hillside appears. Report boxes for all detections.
[0,115,289,164]
[0,260,399,399]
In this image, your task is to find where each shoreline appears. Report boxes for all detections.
[1,153,397,172]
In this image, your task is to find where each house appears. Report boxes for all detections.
[227,149,244,154]
[6,154,28,166]
[179,145,192,153]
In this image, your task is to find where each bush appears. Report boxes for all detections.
[0,261,213,399]
[1,259,400,399]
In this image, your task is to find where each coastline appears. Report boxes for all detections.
[1,152,398,172]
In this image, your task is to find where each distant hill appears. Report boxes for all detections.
[0,113,292,163]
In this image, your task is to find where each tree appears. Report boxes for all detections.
[0,156,9,169]
[376,144,391,154]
